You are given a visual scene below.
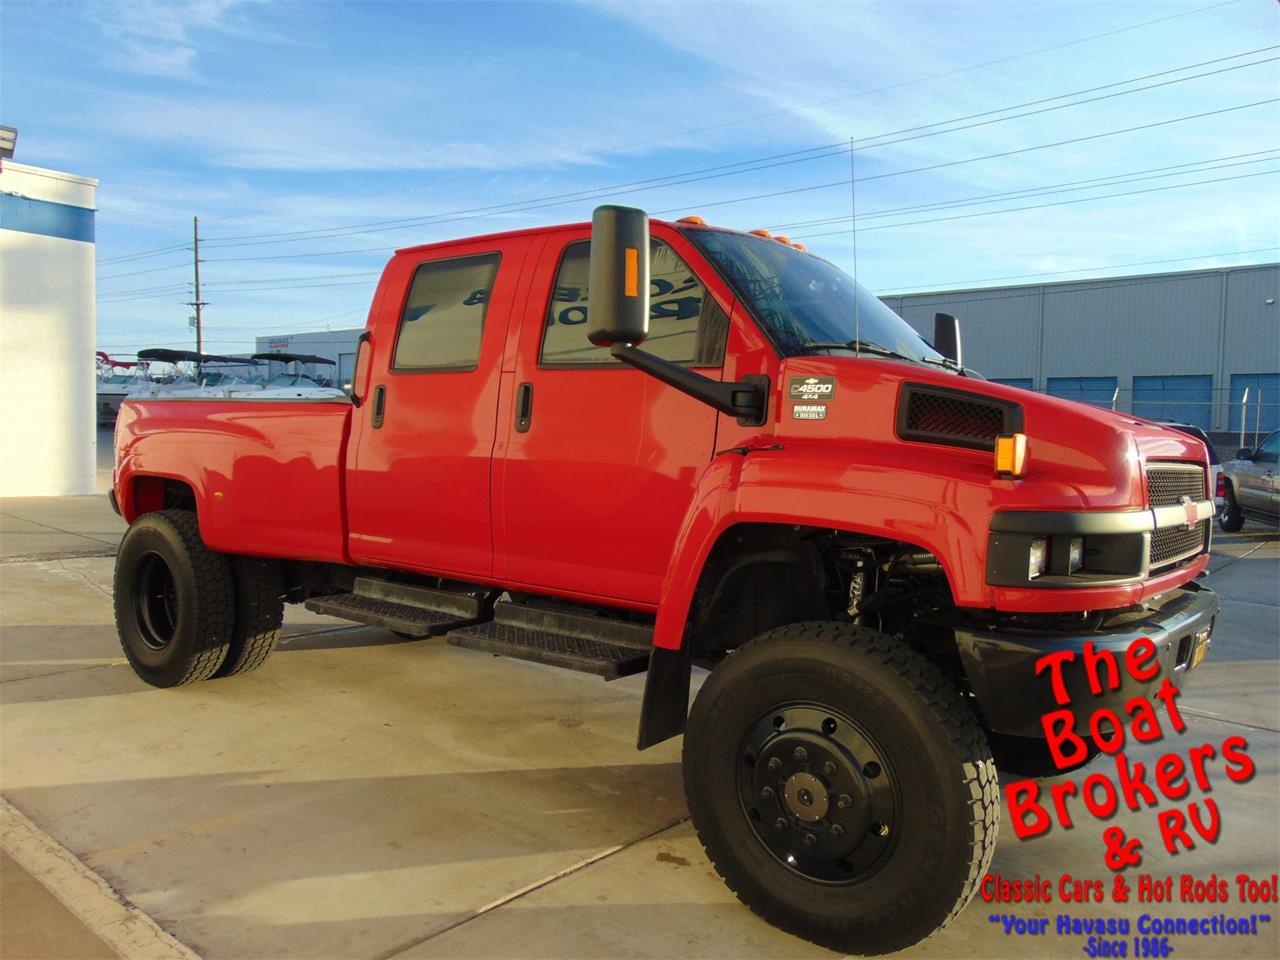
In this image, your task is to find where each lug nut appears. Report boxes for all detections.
[821,761,837,777]
[802,832,818,849]
[767,757,782,772]
[793,746,808,762]
[837,794,853,809]
[774,817,788,832]
[829,824,844,839]
[761,786,774,800]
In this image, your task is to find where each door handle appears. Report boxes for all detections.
[515,381,534,433]
[371,385,386,429]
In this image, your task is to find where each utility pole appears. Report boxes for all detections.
[187,215,208,373]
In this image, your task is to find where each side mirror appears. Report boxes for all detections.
[1236,448,1254,460]
[587,205,650,347]
[933,312,962,366]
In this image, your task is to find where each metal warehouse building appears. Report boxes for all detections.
[884,261,1279,441]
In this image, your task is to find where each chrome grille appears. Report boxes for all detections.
[1150,520,1209,569]
[1146,462,1207,506]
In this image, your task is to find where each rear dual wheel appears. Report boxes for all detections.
[683,622,999,955]
[114,510,282,686]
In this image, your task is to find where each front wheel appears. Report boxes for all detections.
[683,622,998,955]
[1218,483,1245,532]
[114,510,235,687]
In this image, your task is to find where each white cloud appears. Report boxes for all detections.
[88,0,257,79]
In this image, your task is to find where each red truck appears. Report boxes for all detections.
[111,206,1218,954]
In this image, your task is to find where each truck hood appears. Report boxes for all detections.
[772,356,1210,510]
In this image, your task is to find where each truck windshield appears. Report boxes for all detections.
[686,229,950,368]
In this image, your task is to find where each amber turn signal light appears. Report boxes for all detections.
[995,433,1028,478]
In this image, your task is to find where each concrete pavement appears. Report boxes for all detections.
[1,527,1276,959]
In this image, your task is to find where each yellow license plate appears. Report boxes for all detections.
[1189,627,1211,670]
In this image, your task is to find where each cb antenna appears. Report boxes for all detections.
[849,137,861,356]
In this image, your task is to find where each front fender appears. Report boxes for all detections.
[652,444,993,649]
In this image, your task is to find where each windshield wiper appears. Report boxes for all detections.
[803,340,920,363]
[804,340,962,372]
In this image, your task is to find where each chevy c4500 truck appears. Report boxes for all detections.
[111,205,1219,954]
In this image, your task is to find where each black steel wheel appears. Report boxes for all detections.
[114,510,235,687]
[737,704,900,885]
[683,622,999,955]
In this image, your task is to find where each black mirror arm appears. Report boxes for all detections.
[611,343,768,426]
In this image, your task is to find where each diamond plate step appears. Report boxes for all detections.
[304,594,477,637]
[447,601,652,679]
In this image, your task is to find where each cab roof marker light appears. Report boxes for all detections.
[749,229,773,238]
[774,235,792,245]
[677,215,706,225]
[792,242,807,252]
[995,433,1028,478]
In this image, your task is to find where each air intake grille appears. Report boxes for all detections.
[1150,520,1208,569]
[1146,462,1207,506]
[897,385,1021,451]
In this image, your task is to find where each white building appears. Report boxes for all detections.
[255,327,363,386]
[0,161,98,496]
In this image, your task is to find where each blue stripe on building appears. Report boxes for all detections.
[0,193,95,243]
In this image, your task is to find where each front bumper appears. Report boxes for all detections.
[987,499,1215,588]
[955,583,1219,738]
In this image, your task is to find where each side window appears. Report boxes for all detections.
[541,240,728,366]
[1255,432,1279,464]
[393,253,500,371]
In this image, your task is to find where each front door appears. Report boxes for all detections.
[1238,431,1279,518]
[347,236,534,578]
[496,226,732,606]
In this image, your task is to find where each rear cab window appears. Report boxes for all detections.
[541,240,728,367]
[393,253,501,372]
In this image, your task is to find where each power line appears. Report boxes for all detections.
[200,48,1277,250]
[246,0,1248,222]
[651,97,1280,217]
[870,259,1280,307]
[874,248,1280,294]
[200,97,1280,267]
[765,151,1280,231]
[787,168,1280,239]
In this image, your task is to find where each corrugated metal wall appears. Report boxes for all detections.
[885,262,1279,431]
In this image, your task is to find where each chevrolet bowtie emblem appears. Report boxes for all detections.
[1180,495,1198,529]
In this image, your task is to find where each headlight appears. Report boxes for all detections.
[1028,537,1048,580]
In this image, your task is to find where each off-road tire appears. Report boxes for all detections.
[1218,483,1245,532]
[683,621,998,955]
[114,510,234,687]
[215,556,284,677]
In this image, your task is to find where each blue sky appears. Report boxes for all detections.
[3,0,1278,356]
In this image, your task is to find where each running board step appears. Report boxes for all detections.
[446,600,653,679]
[304,576,488,637]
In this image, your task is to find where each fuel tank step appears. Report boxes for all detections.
[445,600,653,679]
[303,576,488,637]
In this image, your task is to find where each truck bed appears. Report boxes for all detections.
[115,397,353,563]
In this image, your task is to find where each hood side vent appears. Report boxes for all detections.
[897,383,1023,451]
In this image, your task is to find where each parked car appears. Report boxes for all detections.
[1219,430,1280,531]
[109,206,1220,954]
[1156,421,1223,515]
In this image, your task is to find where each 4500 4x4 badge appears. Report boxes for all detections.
[788,376,837,402]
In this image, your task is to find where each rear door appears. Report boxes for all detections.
[1238,431,1279,517]
[495,225,732,605]
[346,235,535,578]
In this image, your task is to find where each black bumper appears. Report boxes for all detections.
[955,584,1219,738]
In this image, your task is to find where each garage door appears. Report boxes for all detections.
[1230,373,1280,432]
[1132,374,1212,429]
[1047,376,1117,408]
